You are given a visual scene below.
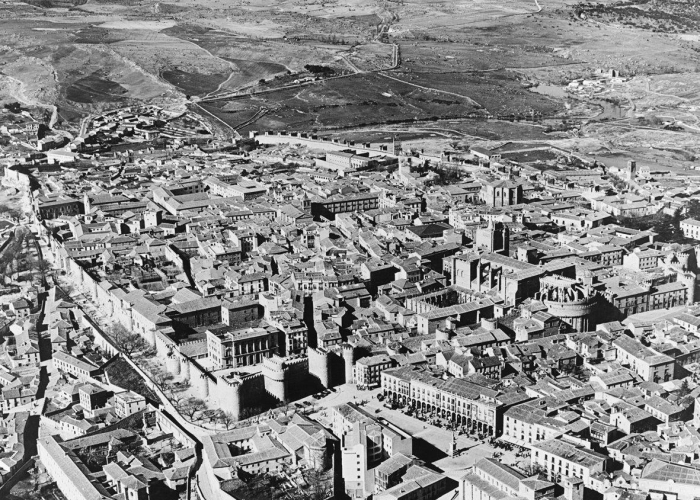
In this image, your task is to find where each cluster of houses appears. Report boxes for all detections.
[1,103,700,500]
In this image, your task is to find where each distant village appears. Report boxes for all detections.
[0,102,699,500]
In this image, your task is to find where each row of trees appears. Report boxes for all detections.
[304,64,336,77]
[0,229,52,285]
[104,324,334,494]
[237,467,333,500]
[405,161,464,186]
[109,323,150,357]
[616,199,700,245]
[0,203,23,221]
[110,323,255,428]
[432,164,463,185]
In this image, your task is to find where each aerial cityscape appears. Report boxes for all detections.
[0,0,700,500]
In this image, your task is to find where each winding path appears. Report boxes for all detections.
[645,77,690,101]
[377,71,482,108]
[199,43,401,104]
[191,102,242,140]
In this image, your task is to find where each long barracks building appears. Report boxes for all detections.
[311,192,380,220]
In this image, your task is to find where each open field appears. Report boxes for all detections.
[501,148,560,163]
[161,69,229,96]
[219,59,289,91]
[0,0,696,166]
[399,39,577,73]
[201,72,485,132]
[348,42,394,71]
[66,72,129,103]
[382,70,561,116]
[0,19,185,127]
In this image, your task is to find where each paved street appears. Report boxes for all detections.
[305,383,524,480]
[37,230,528,480]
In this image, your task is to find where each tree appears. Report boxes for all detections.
[140,343,157,358]
[18,257,31,276]
[431,164,462,185]
[167,378,190,397]
[82,446,108,469]
[150,366,175,392]
[114,439,146,457]
[616,209,690,245]
[179,397,206,419]
[304,64,335,77]
[685,199,700,220]
[218,410,236,430]
[34,258,53,283]
[240,406,264,421]
[0,253,12,279]
[646,115,663,126]
[110,323,148,357]
[202,409,220,424]
[298,468,333,500]
[678,379,691,398]
[0,203,23,221]
[525,464,546,477]
[167,387,188,406]
[166,378,190,407]
[4,102,20,113]
[239,474,287,500]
